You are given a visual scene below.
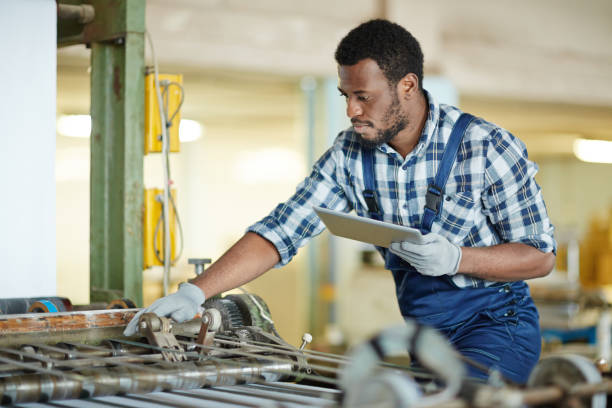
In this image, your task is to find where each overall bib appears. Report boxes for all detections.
[362,114,541,384]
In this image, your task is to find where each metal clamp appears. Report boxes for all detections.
[137,313,186,362]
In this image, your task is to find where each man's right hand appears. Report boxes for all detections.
[123,282,206,336]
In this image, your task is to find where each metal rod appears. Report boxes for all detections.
[214,333,351,365]
[208,335,433,380]
[32,343,167,375]
[61,341,178,369]
[181,338,342,377]
[111,337,340,386]
[214,384,336,406]
[247,382,341,400]
[0,358,293,404]
[170,389,263,408]
[519,379,612,405]
[0,351,83,380]
[212,336,346,367]
[214,333,429,376]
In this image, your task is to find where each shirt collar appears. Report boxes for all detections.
[413,89,439,157]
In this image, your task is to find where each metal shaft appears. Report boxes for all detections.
[0,358,292,404]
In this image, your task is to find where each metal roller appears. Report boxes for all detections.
[527,354,607,408]
[106,298,137,309]
[0,297,72,314]
[0,358,293,404]
[27,299,67,313]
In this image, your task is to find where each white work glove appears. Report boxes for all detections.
[123,282,205,336]
[389,232,462,277]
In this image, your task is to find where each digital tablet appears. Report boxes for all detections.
[313,206,424,247]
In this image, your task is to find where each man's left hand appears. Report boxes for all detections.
[389,232,462,277]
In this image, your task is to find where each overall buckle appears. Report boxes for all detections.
[425,184,443,214]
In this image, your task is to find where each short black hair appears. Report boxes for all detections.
[335,19,424,89]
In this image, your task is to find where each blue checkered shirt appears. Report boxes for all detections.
[248,91,556,288]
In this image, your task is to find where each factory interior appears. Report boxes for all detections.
[1,0,612,406]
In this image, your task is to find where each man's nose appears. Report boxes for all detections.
[346,98,363,118]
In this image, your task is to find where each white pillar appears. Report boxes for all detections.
[0,0,56,297]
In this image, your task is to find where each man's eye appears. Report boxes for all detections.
[358,96,369,102]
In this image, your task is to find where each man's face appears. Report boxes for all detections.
[338,59,409,149]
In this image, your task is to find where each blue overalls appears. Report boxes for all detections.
[362,114,541,384]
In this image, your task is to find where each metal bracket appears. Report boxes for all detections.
[196,308,221,355]
[137,313,186,362]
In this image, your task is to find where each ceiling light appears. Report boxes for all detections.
[179,119,203,142]
[573,138,612,164]
[57,115,203,143]
[56,114,91,138]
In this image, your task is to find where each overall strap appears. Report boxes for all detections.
[362,148,382,221]
[421,113,474,233]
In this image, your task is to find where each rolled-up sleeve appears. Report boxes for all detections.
[482,129,556,254]
[247,147,351,267]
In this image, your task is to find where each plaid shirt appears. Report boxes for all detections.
[248,91,556,288]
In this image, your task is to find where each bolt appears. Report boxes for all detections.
[299,333,313,351]
[189,258,212,277]
[595,357,610,373]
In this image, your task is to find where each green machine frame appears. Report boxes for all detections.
[58,0,146,306]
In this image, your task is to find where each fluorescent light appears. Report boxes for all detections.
[573,138,612,164]
[57,115,203,143]
[179,119,203,142]
[56,114,91,138]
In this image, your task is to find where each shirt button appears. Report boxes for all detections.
[402,164,408,170]
[403,204,408,209]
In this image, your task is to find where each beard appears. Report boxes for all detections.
[354,93,409,150]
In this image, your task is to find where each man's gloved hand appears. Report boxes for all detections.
[123,282,205,336]
[389,232,462,277]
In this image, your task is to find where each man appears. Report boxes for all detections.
[125,19,556,384]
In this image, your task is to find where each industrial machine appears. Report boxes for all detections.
[1,293,612,407]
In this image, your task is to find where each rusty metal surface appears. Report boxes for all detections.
[0,309,137,347]
[58,0,145,47]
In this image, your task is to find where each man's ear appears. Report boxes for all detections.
[397,73,419,99]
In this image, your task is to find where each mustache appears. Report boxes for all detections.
[351,119,373,127]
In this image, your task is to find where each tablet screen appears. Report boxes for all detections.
[314,206,423,247]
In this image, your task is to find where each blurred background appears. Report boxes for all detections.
[3,0,612,353]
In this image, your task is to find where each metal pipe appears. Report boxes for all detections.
[181,339,341,378]
[0,358,293,404]
[31,343,167,375]
[57,4,95,24]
